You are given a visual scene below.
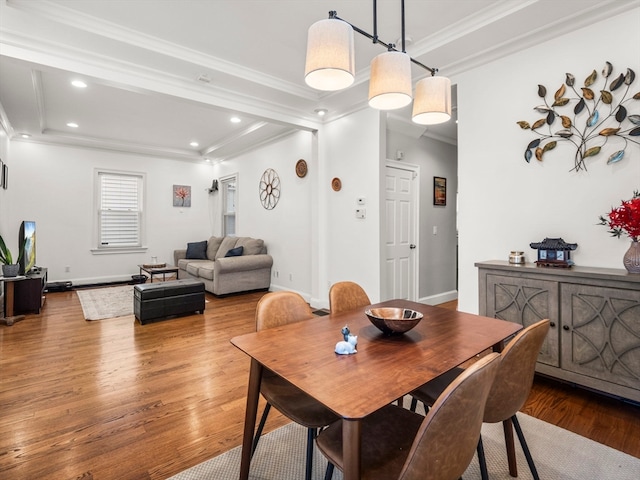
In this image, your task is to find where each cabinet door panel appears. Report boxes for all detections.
[561,283,640,390]
[487,274,559,366]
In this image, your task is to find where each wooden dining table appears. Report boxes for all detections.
[231,299,522,480]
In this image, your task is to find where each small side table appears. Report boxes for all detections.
[1,276,26,326]
[138,264,179,282]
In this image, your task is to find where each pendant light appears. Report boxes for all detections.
[304,18,355,91]
[412,76,452,125]
[368,50,412,110]
[305,2,451,123]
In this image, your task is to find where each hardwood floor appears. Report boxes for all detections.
[0,292,638,480]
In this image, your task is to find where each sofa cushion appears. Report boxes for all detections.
[225,246,244,257]
[215,237,238,260]
[235,237,265,255]
[185,260,215,280]
[186,240,208,259]
[206,236,224,260]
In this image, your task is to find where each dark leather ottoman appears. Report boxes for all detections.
[134,279,205,324]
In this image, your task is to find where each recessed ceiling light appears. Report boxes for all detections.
[71,80,87,88]
[20,133,31,138]
[230,116,241,123]
[67,122,79,128]
[314,108,328,116]
[190,141,199,147]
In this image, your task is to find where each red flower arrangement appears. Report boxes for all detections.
[599,191,640,242]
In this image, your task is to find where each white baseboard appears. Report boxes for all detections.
[418,290,458,306]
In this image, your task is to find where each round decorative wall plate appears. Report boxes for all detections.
[331,177,342,191]
[295,159,308,178]
[259,168,281,210]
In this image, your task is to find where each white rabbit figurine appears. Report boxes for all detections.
[335,334,358,355]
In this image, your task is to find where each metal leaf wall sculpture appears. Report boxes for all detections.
[517,61,640,171]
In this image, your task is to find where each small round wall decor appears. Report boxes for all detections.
[259,168,281,210]
[331,177,342,191]
[295,159,308,178]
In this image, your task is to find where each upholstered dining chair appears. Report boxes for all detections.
[317,352,501,480]
[410,319,550,480]
[329,281,371,314]
[252,291,340,480]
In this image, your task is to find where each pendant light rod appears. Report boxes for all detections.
[328,4,438,75]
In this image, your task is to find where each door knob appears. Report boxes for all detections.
[409,244,416,249]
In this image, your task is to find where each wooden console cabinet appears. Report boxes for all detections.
[14,268,48,314]
[477,261,640,403]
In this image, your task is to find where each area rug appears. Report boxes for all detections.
[76,285,134,321]
[168,412,639,480]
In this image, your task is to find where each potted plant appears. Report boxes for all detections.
[598,190,640,273]
[0,234,25,277]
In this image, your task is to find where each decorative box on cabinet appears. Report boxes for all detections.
[477,261,640,403]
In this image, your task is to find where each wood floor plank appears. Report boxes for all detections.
[0,290,638,480]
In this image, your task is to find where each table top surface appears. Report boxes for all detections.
[231,299,521,419]
[137,264,178,273]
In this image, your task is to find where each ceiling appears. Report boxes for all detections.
[0,0,635,163]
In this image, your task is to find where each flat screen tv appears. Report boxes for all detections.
[19,221,36,275]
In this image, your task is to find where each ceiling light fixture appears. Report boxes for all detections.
[66,122,79,128]
[71,80,87,88]
[190,141,199,147]
[230,116,241,123]
[304,0,451,123]
[314,108,328,116]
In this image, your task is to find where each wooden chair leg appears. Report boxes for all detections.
[502,417,518,477]
[252,403,272,456]
[512,414,540,480]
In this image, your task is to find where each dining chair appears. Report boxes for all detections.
[317,352,501,480]
[252,291,340,480]
[329,281,371,314]
[410,319,550,480]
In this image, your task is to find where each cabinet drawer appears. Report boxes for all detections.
[560,283,640,391]
[486,274,559,367]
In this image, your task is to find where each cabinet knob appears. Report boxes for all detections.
[563,325,570,331]
[549,321,555,327]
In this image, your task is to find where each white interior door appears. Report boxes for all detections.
[384,164,418,300]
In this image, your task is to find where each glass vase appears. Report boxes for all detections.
[623,240,640,274]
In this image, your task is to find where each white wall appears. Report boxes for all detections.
[456,8,640,313]
[320,108,384,306]
[8,141,214,284]
[386,131,458,302]
[212,130,314,299]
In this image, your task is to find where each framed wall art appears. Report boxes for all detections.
[433,176,446,206]
[173,184,191,207]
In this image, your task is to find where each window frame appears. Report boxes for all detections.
[92,168,147,254]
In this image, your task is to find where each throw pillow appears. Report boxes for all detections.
[215,236,239,260]
[235,237,264,255]
[225,246,244,257]
[186,240,208,259]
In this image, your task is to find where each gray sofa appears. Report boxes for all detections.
[173,236,272,295]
